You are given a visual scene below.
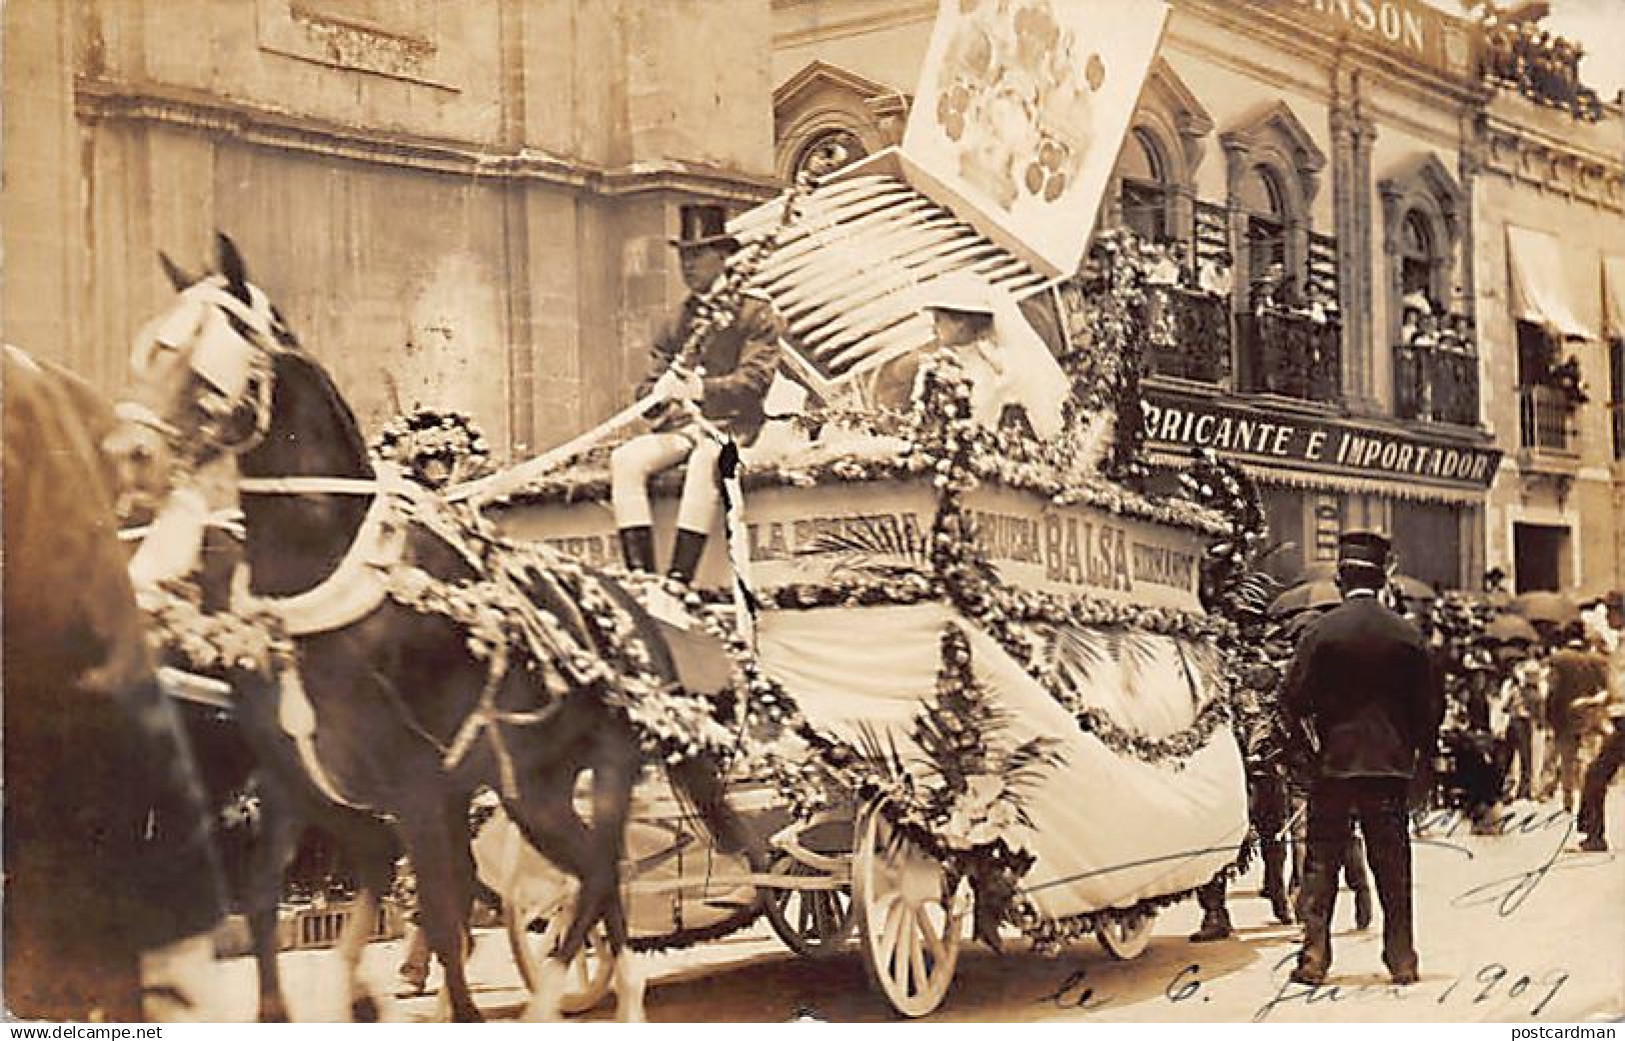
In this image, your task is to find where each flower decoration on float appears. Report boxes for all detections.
[371,406,494,490]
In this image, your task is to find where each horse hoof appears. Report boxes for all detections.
[352,995,380,1023]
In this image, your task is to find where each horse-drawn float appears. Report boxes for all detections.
[114,153,1249,1021]
[452,165,1251,1019]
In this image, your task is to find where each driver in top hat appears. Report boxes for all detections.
[610,205,785,585]
[1280,530,1444,987]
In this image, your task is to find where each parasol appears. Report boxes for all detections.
[1389,574,1437,603]
[1268,580,1343,617]
[1281,608,1325,640]
[1483,613,1540,644]
[1508,590,1579,625]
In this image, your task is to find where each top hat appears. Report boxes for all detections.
[919,271,997,316]
[670,205,741,252]
[1337,530,1391,571]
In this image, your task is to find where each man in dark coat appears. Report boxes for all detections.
[1281,531,1445,986]
[610,204,784,584]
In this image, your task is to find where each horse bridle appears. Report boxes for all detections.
[124,278,285,468]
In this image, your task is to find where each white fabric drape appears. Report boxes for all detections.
[755,602,1248,918]
[1604,256,1625,341]
[1507,226,1594,340]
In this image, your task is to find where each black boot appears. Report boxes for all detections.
[619,525,655,573]
[668,528,707,585]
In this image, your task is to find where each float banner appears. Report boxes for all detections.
[1143,391,1502,489]
[902,0,1169,278]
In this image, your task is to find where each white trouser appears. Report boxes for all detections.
[610,430,723,533]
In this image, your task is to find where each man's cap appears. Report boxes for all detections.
[919,271,996,316]
[1337,530,1391,571]
[670,205,741,253]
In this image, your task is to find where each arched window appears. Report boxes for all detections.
[1118,129,1169,243]
[792,128,866,181]
[1240,165,1288,288]
[1400,210,1438,300]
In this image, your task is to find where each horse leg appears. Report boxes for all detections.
[332,811,396,1022]
[585,749,643,1023]
[498,770,601,1022]
[245,772,307,1022]
[394,803,482,1022]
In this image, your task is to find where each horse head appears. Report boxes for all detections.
[106,233,299,513]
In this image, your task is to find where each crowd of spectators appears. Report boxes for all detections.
[1481,16,1605,122]
[1398,291,1476,356]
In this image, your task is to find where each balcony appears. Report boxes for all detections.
[1519,385,1576,454]
[1236,310,1341,403]
[1145,287,1231,384]
[1393,343,1480,427]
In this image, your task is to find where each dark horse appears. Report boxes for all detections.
[107,236,752,1021]
[3,345,225,1020]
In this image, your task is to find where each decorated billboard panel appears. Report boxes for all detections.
[902,0,1169,277]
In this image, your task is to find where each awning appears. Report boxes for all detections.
[1605,256,1625,341]
[1506,225,1594,340]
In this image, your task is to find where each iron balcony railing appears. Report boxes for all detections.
[1393,343,1480,427]
[1518,385,1576,453]
[1144,286,1232,384]
[1236,310,1341,403]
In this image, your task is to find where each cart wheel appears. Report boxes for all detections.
[506,907,615,1014]
[764,851,855,959]
[853,810,965,1018]
[1095,908,1155,961]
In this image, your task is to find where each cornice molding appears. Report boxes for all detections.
[771,0,935,49]
[74,78,782,203]
[1477,112,1625,212]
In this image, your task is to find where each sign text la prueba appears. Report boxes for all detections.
[1143,393,1501,488]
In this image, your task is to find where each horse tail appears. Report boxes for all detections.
[663,752,758,862]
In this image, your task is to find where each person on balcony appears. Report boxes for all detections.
[1146,241,1181,286]
[1199,251,1233,299]
[610,207,786,585]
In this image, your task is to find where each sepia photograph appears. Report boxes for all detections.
[2,0,1623,1027]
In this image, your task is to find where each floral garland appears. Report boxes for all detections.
[1054,229,1168,485]
[372,407,493,490]
[1010,857,1247,953]
[142,578,292,678]
[376,493,744,771]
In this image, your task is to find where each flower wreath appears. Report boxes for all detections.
[372,407,494,490]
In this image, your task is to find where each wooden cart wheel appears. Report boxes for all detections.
[853,810,965,1018]
[1095,908,1155,961]
[763,850,855,959]
[506,907,615,1015]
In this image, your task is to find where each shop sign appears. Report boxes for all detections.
[1143,391,1502,489]
[1285,0,1480,77]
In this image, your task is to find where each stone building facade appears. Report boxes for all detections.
[1471,88,1625,598]
[3,0,778,457]
[771,0,1624,597]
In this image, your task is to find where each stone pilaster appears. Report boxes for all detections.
[1331,63,1379,415]
[1221,136,1253,315]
